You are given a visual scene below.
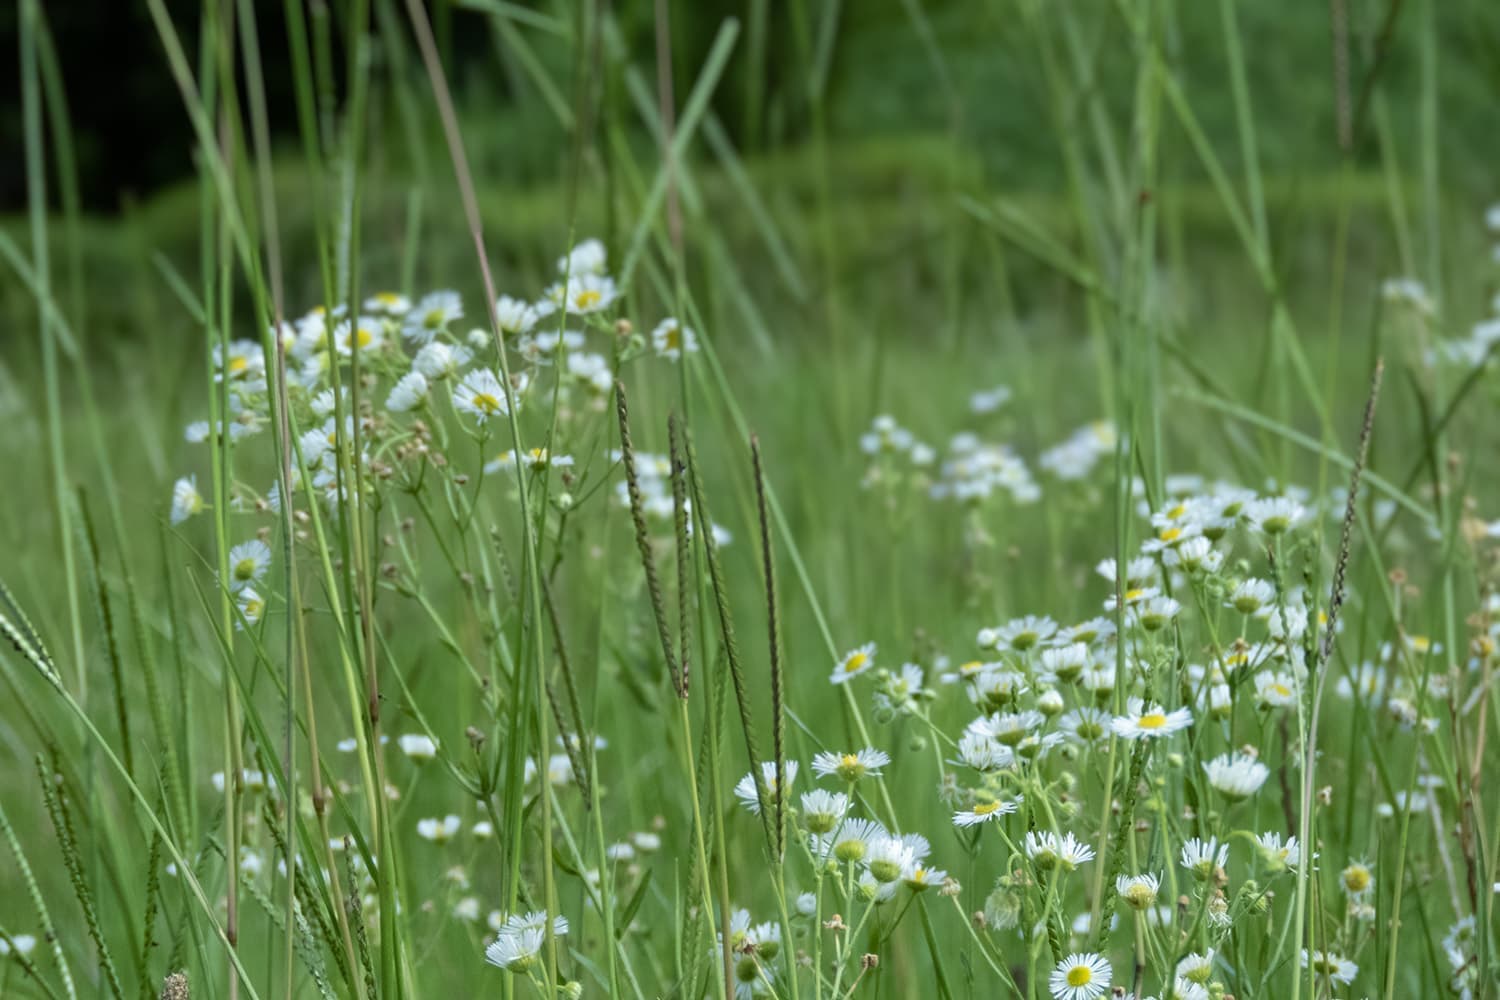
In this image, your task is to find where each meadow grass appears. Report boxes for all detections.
[2,2,1499,999]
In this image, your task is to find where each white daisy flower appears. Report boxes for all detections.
[543,273,619,315]
[956,732,1013,772]
[651,318,699,360]
[815,817,885,864]
[494,295,541,336]
[234,587,265,631]
[1049,951,1111,1000]
[811,747,890,782]
[226,539,271,593]
[386,371,429,413]
[333,317,383,356]
[953,796,1018,828]
[1245,496,1306,535]
[1203,751,1269,800]
[484,927,544,972]
[416,814,461,844]
[363,291,410,315]
[1302,949,1358,986]
[799,788,850,833]
[453,369,512,424]
[733,761,798,815]
[403,290,463,345]
[412,342,473,380]
[1024,831,1096,871]
[1111,698,1193,740]
[865,835,916,883]
[1116,872,1160,910]
[557,238,608,276]
[1256,831,1305,871]
[170,475,204,525]
[830,642,876,684]
[1180,836,1228,880]
[398,734,438,761]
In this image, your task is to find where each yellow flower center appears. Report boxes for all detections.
[1066,965,1092,987]
[972,801,1000,816]
[960,660,983,675]
[665,326,681,349]
[1166,502,1187,519]
[1124,588,1145,602]
[1138,712,1168,730]
[1410,636,1431,652]
[841,753,859,769]
[424,308,445,328]
[1158,526,1183,543]
[228,355,249,374]
[574,289,602,309]
[843,652,868,673]
[234,558,257,581]
[1271,683,1291,698]
[376,292,401,306]
[355,327,374,348]
[472,393,501,415]
[1343,867,1370,892]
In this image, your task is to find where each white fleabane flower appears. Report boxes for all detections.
[416,815,461,843]
[733,761,798,814]
[831,643,876,684]
[567,351,613,394]
[1025,831,1096,871]
[398,734,438,761]
[543,273,619,315]
[500,911,569,937]
[1049,952,1111,1000]
[1227,578,1275,614]
[386,371,429,413]
[484,927,544,972]
[953,796,1018,828]
[1302,949,1358,986]
[494,295,541,336]
[363,291,410,315]
[413,342,473,380]
[651,318,699,360]
[1256,831,1305,872]
[453,369,512,424]
[403,291,463,345]
[1111,698,1193,740]
[799,788,850,834]
[969,385,1012,413]
[815,818,885,864]
[1176,950,1215,984]
[957,732,1013,772]
[226,540,271,594]
[1116,873,1160,910]
[866,835,916,883]
[333,317,383,356]
[811,747,890,782]
[171,475,204,525]
[1180,837,1228,880]
[0,933,37,957]
[1203,751,1269,800]
[1245,496,1306,535]
[557,238,608,277]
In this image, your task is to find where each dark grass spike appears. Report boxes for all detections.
[344,840,378,1000]
[615,380,682,695]
[140,827,163,1000]
[540,576,593,800]
[1320,358,1384,669]
[751,435,786,861]
[668,414,692,700]
[77,488,135,777]
[37,752,126,1000]
[682,425,778,857]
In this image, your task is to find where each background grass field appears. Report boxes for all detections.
[2,1,1500,998]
